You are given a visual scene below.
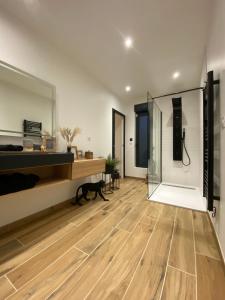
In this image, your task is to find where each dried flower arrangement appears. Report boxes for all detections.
[59,127,81,152]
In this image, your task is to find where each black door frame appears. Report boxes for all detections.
[112,109,126,177]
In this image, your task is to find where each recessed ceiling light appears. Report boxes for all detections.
[124,37,133,48]
[173,71,180,79]
[125,86,131,92]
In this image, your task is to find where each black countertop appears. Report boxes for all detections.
[0,152,74,170]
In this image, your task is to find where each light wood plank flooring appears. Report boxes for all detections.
[0,178,224,299]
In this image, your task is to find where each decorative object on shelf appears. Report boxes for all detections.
[42,131,56,152]
[71,146,78,159]
[59,127,81,152]
[40,144,46,152]
[85,151,93,159]
[111,170,121,190]
[105,154,119,174]
[40,132,47,152]
[77,150,83,159]
[72,180,108,206]
[23,138,34,152]
[33,144,41,151]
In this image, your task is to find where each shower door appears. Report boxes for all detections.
[148,100,162,197]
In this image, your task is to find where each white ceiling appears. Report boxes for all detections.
[0,0,212,100]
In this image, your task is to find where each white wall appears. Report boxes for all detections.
[0,9,125,226]
[155,91,201,187]
[202,0,225,259]
[125,99,147,179]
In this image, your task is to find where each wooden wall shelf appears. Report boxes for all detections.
[0,157,106,199]
[70,158,106,180]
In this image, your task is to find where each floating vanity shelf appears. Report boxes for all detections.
[0,155,105,199]
[70,158,106,180]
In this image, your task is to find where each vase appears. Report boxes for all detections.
[67,145,71,153]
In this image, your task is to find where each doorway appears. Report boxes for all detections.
[112,109,125,178]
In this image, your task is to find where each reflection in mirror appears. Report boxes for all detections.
[0,61,55,151]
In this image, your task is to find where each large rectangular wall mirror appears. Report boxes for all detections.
[0,60,56,146]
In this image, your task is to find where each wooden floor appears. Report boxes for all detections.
[0,178,225,300]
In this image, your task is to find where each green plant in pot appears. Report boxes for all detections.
[105,154,119,174]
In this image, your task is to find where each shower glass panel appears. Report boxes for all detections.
[148,100,162,197]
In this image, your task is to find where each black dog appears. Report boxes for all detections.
[73,180,109,206]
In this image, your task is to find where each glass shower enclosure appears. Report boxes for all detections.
[148,97,162,198]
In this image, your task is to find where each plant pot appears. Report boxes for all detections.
[105,165,114,174]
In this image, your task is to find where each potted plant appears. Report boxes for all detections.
[105,154,119,174]
[59,127,81,152]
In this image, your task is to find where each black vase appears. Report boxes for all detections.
[67,145,71,153]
